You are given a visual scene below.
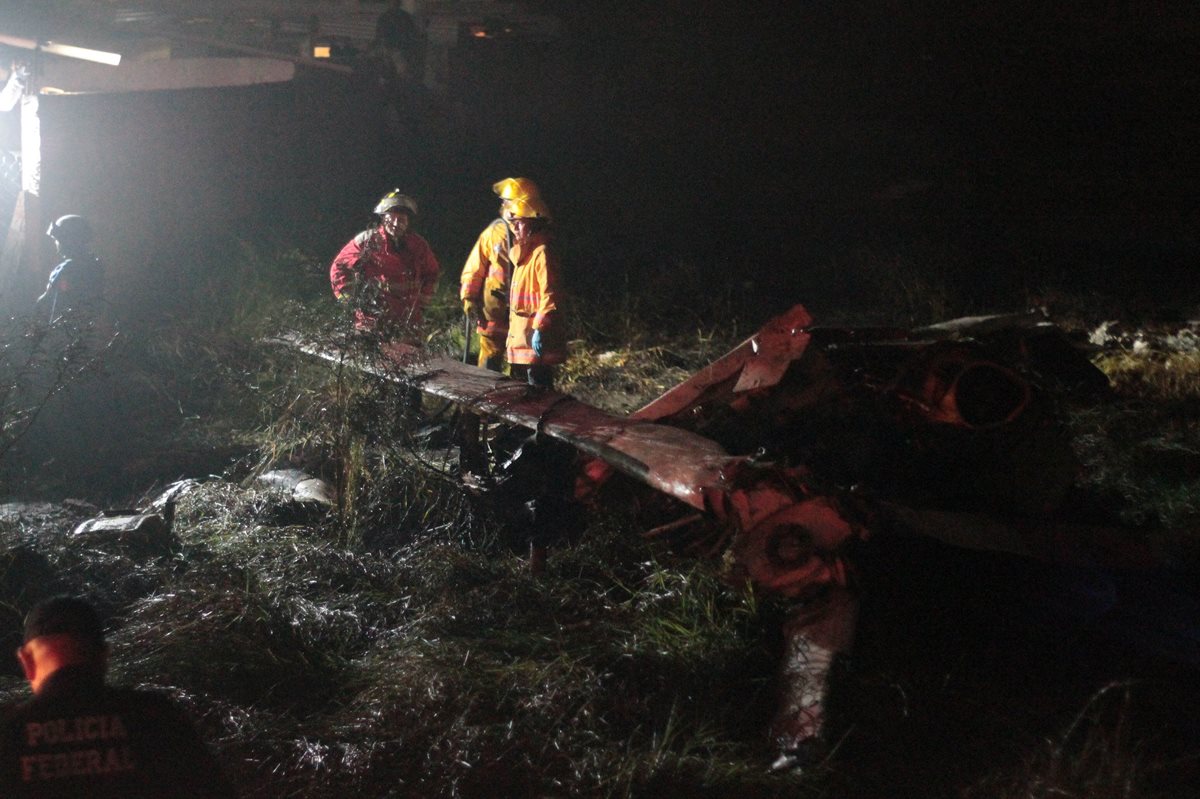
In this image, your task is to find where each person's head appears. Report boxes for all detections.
[17,595,108,694]
[505,196,552,243]
[493,177,540,217]
[46,214,94,259]
[374,190,418,242]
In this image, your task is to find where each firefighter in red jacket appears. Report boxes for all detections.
[459,177,541,371]
[330,190,440,334]
[505,195,566,388]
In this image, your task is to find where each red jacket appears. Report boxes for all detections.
[330,226,440,328]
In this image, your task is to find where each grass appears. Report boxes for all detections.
[1,242,1198,797]
[0,480,805,797]
[1067,331,1200,555]
[961,682,1169,799]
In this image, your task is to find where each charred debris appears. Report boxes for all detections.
[1,300,1198,794]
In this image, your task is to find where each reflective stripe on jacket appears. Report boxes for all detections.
[506,236,566,366]
[459,218,511,338]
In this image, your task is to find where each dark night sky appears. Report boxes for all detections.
[467,1,1200,316]
[6,1,1199,318]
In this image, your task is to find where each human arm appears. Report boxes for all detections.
[329,233,368,300]
[459,230,492,303]
[417,239,440,309]
[461,220,510,318]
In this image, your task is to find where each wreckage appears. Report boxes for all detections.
[285,303,1171,763]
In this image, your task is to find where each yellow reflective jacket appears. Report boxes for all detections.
[506,235,566,366]
[459,218,512,338]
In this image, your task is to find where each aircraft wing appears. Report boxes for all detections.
[278,334,743,513]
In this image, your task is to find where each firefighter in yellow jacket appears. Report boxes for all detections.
[505,195,566,388]
[459,178,541,371]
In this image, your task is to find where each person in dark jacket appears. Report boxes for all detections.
[0,596,236,798]
[373,0,425,81]
[37,215,105,324]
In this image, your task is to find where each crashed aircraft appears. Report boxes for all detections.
[286,302,1177,764]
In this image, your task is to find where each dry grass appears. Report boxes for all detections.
[1,245,1198,797]
[558,333,737,415]
[1096,351,1200,402]
[0,478,810,798]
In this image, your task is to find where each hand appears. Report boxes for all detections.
[531,329,544,357]
[463,298,480,319]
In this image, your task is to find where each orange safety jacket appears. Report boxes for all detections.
[458,218,512,339]
[506,234,567,366]
[330,226,440,329]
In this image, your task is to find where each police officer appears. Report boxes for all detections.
[0,596,236,798]
[37,215,105,324]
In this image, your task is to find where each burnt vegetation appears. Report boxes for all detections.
[0,237,1197,798]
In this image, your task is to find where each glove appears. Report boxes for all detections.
[463,299,481,319]
[531,329,544,357]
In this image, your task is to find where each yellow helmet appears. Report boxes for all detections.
[492,177,541,201]
[504,196,552,221]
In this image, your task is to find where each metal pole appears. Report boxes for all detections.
[462,313,472,364]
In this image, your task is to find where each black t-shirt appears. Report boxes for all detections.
[0,666,236,798]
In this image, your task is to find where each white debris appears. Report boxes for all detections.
[1088,321,1120,347]
[256,469,337,506]
[1088,320,1200,355]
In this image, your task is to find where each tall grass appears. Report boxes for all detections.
[2,241,1198,797]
